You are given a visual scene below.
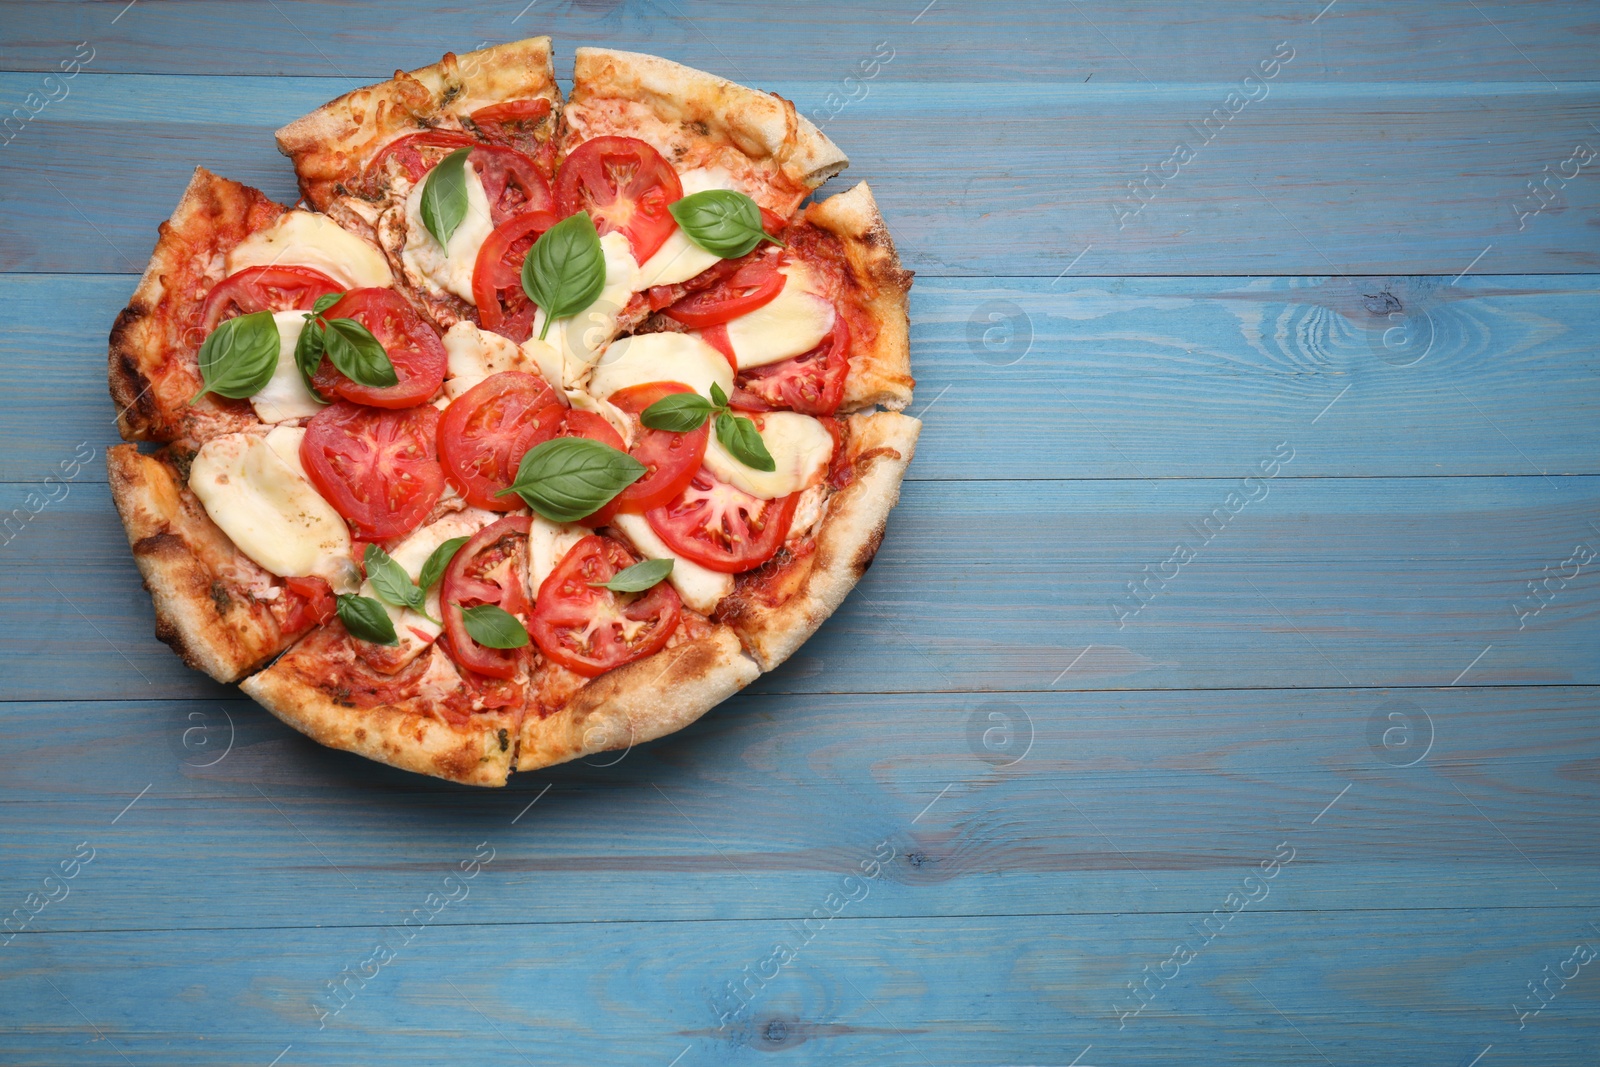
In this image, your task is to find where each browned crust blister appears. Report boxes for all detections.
[106,41,918,787]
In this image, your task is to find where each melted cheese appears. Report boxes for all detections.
[703,411,834,499]
[226,210,394,290]
[249,311,325,423]
[636,168,741,289]
[587,331,733,402]
[610,513,733,615]
[441,320,548,398]
[189,430,354,590]
[527,516,589,598]
[402,164,494,303]
[724,262,836,370]
[535,232,641,385]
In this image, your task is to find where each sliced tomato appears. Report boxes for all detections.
[646,469,799,573]
[470,145,553,226]
[530,534,681,677]
[471,209,558,340]
[731,313,851,415]
[310,288,447,408]
[470,99,554,163]
[438,371,561,510]
[441,515,533,680]
[586,382,709,525]
[364,130,477,187]
[199,265,343,333]
[554,135,683,262]
[281,575,336,634]
[661,252,785,328]
[301,402,444,540]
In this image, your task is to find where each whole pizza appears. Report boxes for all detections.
[106,39,917,786]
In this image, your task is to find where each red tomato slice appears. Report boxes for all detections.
[470,99,554,163]
[301,402,445,540]
[646,468,799,573]
[586,382,709,525]
[311,288,447,409]
[530,534,681,677]
[441,515,533,680]
[471,210,558,341]
[546,407,626,451]
[438,371,562,511]
[661,253,786,329]
[281,575,336,634]
[199,265,343,333]
[730,313,851,416]
[364,131,477,187]
[470,145,553,227]
[554,135,683,262]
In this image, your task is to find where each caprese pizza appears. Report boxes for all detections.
[107,38,917,786]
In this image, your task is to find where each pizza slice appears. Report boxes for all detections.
[109,167,401,446]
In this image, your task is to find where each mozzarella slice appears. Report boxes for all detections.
[527,516,590,598]
[189,431,355,591]
[441,320,550,398]
[535,232,641,385]
[249,311,325,423]
[226,210,394,290]
[609,513,733,615]
[703,411,834,499]
[588,331,733,402]
[723,262,836,370]
[636,169,742,289]
[402,163,495,303]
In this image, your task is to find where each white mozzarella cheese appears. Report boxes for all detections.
[226,210,394,290]
[635,169,741,289]
[723,262,836,370]
[189,431,355,591]
[402,164,495,303]
[527,516,590,598]
[789,483,829,540]
[249,311,325,423]
[441,320,547,398]
[587,331,733,402]
[609,512,733,615]
[703,411,834,500]
[535,232,640,384]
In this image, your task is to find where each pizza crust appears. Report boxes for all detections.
[566,47,848,210]
[108,167,284,444]
[107,443,294,682]
[716,412,920,671]
[241,646,517,787]
[806,182,915,412]
[276,37,560,210]
[517,627,758,772]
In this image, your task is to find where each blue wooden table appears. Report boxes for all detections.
[3,2,1598,1063]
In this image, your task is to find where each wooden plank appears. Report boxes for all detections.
[3,476,1597,700]
[1,685,1595,932]
[4,75,1599,275]
[5,273,1599,483]
[3,0,1596,82]
[3,912,1596,1065]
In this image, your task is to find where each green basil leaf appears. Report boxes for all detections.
[420,147,472,247]
[668,189,784,258]
[336,593,398,646]
[497,436,646,522]
[292,316,330,401]
[716,412,776,473]
[417,536,469,593]
[460,604,529,649]
[323,317,398,388]
[590,557,674,593]
[709,381,729,409]
[364,543,426,615]
[639,392,715,432]
[191,311,279,403]
[309,291,344,317]
[521,211,607,341]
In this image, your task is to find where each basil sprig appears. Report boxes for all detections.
[336,593,398,646]
[590,557,673,593]
[460,604,529,649]
[294,296,397,390]
[191,311,279,404]
[521,211,607,341]
[496,436,645,522]
[641,382,775,472]
[669,189,784,258]
[364,538,469,625]
[420,147,472,247]
[417,536,469,594]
